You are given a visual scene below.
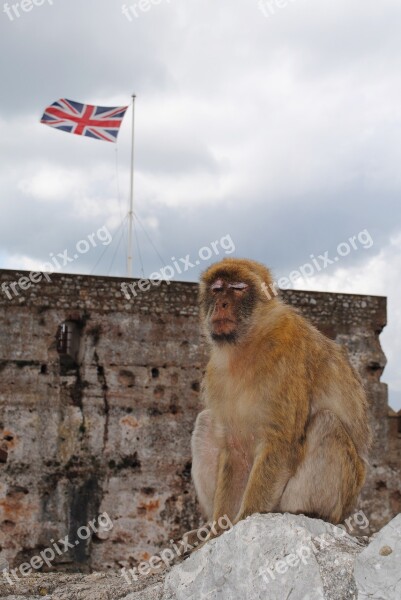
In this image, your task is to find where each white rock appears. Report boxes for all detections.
[354,514,401,600]
[163,513,362,600]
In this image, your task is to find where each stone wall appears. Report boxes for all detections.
[0,268,399,573]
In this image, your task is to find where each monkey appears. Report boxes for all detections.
[191,257,372,537]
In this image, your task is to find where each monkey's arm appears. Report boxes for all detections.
[233,433,295,522]
[212,447,239,526]
[234,374,309,522]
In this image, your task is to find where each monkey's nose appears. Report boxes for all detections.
[222,302,228,308]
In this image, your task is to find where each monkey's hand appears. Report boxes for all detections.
[186,522,222,554]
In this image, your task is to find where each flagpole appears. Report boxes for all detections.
[127,94,136,278]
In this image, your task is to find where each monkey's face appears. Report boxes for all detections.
[200,258,276,345]
[202,275,256,344]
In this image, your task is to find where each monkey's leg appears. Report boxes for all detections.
[191,410,219,520]
[278,410,366,523]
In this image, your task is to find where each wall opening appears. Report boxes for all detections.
[56,321,82,375]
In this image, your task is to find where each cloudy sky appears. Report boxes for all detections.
[0,0,400,408]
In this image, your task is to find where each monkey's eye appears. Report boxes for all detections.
[228,282,248,290]
[211,279,224,291]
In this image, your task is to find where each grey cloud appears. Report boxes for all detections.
[1,0,401,404]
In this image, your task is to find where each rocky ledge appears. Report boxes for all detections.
[1,512,400,600]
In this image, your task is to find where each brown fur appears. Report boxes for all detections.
[192,258,372,531]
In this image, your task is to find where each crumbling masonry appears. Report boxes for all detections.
[0,269,400,572]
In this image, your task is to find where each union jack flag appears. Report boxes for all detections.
[40,98,128,143]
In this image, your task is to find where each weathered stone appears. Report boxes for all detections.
[0,269,399,574]
[0,569,165,600]
[354,514,401,599]
[1,514,400,599]
[164,513,364,600]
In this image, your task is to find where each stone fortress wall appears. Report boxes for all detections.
[0,269,399,572]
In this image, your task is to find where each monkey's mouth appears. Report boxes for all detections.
[211,318,236,335]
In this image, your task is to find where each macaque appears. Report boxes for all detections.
[191,258,371,534]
